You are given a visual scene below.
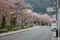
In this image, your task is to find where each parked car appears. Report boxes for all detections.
[50,23,57,31]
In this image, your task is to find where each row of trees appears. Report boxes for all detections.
[0,0,56,29]
[0,0,32,29]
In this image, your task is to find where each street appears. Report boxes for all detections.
[0,26,52,40]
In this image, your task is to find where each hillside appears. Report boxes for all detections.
[25,0,55,13]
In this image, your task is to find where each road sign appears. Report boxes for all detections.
[46,7,55,12]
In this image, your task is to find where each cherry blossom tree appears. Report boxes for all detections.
[0,0,32,29]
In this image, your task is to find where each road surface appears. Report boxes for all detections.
[0,26,52,40]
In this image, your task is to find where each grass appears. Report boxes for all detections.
[0,25,32,33]
[0,29,7,33]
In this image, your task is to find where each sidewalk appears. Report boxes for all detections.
[51,31,60,40]
[0,26,38,38]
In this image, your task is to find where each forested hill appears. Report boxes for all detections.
[25,0,55,13]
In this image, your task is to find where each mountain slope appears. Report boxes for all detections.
[25,0,55,13]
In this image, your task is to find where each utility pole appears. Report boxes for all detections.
[57,0,60,37]
[55,0,60,37]
[56,0,58,37]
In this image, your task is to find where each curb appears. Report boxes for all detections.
[0,26,37,38]
[52,31,60,40]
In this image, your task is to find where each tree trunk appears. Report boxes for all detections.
[11,17,16,26]
[22,20,24,29]
[1,16,6,29]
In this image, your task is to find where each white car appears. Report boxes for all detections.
[50,23,57,31]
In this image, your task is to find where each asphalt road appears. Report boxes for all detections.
[0,26,52,40]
